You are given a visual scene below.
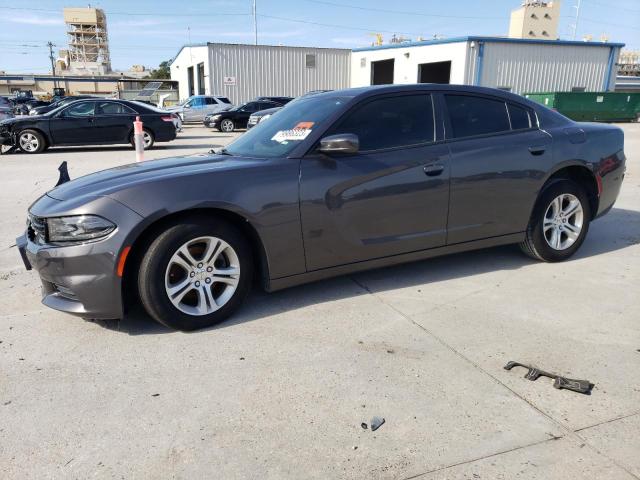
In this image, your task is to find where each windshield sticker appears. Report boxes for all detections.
[271,129,312,143]
[294,121,314,130]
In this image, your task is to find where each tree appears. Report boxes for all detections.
[149,60,171,79]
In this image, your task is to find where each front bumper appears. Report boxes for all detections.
[18,195,143,320]
[205,118,222,129]
[0,132,14,146]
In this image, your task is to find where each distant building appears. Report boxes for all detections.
[169,43,351,103]
[618,50,640,77]
[509,1,561,40]
[63,7,111,75]
[351,36,623,94]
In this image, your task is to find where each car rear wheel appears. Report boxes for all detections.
[137,217,253,331]
[18,130,46,154]
[220,119,235,132]
[520,179,591,262]
[129,128,155,150]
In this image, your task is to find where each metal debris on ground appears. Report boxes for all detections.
[504,361,594,395]
[370,416,385,431]
[55,161,71,186]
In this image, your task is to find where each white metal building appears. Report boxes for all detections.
[170,43,351,103]
[351,36,624,94]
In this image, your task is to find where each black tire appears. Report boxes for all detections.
[129,128,155,150]
[137,217,253,331]
[17,129,46,154]
[520,179,591,262]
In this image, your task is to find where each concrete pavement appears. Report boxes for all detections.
[1,124,638,479]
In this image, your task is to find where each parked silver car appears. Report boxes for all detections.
[166,95,233,122]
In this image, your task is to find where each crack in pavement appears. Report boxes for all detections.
[349,275,640,480]
[401,435,562,480]
[574,411,640,433]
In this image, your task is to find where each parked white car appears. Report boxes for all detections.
[166,95,233,122]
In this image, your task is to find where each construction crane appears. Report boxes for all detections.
[369,33,383,46]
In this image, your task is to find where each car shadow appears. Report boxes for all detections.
[94,207,640,336]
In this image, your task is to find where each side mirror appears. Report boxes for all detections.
[318,134,359,154]
[184,104,191,109]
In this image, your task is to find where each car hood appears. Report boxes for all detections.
[46,153,264,202]
[1,115,49,126]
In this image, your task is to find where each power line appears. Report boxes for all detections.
[257,13,426,37]
[301,0,506,19]
[587,0,640,14]
[0,5,248,17]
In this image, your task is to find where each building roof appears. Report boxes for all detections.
[353,35,625,52]
[169,42,351,66]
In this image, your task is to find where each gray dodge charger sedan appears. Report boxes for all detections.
[17,85,626,330]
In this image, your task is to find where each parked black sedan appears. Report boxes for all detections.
[204,100,283,131]
[0,99,178,154]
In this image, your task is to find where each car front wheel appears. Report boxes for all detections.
[520,179,591,262]
[137,217,253,330]
[18,129,46,154]
[220,119,235,132]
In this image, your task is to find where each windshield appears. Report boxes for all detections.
[224,94,352,158]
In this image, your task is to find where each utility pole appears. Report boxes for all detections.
[47,41,58,89]
[253,0,258,45]
[571,0,582,40]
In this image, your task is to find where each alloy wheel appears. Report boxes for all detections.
[19,133,39,152]
[543,193,584,250]
[221,120,234,132]
[164,236,240,316]
[143,131,152,148]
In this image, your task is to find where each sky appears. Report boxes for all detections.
[1,0,638,73]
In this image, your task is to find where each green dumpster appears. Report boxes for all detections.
[524,92,640,122]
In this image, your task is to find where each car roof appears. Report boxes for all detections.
[321,84,542,108]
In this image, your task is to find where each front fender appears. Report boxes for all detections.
[109,158,306,280]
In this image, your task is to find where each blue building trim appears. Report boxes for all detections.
[603,46,617,91]
[353,36,625,52]
[474,42,485,86]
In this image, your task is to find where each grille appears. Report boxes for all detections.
[27,214,46,244]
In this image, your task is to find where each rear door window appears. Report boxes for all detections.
[331,94,435,151]
[217,97,232,104]
[444,94,511,139]
[97,102,136,115]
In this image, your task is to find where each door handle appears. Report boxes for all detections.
[528,146,546,156]
[423,164,444,176]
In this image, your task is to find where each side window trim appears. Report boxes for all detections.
[506,102,537,131]
[326,92,438,154]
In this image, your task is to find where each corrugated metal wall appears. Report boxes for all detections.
[472,42,617,94]
[208,44,351,104]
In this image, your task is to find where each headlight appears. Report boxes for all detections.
[258,114,272,123]
[46,215,116,243]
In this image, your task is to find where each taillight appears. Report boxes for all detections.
[160,115,174,122]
